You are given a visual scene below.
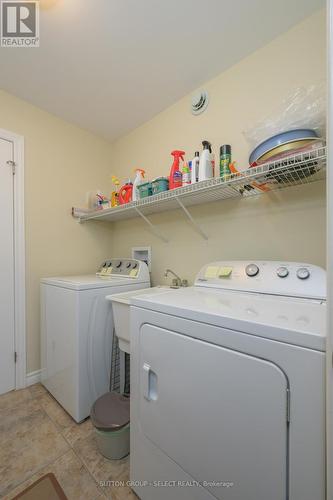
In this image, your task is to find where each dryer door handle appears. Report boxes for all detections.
[142,363,158,401]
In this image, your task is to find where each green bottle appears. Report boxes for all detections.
[220,144,232,180]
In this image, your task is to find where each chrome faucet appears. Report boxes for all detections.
[164,269,188,288]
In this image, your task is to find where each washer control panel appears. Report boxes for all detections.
[245,264,259,277]
[96,259,148,279]
[296,267,310,280]
[276,266,289,278]
[195,261,326,300]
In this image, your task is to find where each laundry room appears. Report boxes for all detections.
[0,1,331,499]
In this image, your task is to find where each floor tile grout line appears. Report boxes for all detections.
[5,386,110,499]
[0,391,33,414]
[30,387,107,498]
[3,447,70,499]
[0,387,106,499]
[31,391,77,443]
[31,395,71,448]
[56,417,107,497]
[70,443,109,499]
[3,389,72,498]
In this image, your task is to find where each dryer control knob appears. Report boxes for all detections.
[126,262,132,268]
[277,267,289,278]
[297,267,310,280]
[246,264,259,277]
[115,261,122,268]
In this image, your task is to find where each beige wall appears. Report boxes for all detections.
[109,9,326,287]
[0,8,326,375]
[0,90,114,373]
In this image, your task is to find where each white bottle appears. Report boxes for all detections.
[191,151,200,184]
[198,141,213,181]
[132,169,145,201]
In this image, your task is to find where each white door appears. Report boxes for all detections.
[139,325,288,500]
[0,138,15,394]
[327,3,333,498]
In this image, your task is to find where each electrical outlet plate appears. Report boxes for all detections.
[132,246,151,271]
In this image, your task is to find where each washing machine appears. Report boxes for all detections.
[130,261,326,500]
[41,258,150,422]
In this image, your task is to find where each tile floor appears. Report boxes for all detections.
[0,384,137,499]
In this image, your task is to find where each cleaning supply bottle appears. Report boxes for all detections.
[211,149,216,177]
[220,145,232,180]
[96,192,109,209]
[132,169,145,201]
[111,176,120,207]
[191,151,200,183]
[118,179,133,205]
[169,150,185,189]
[198,141,213,181]
[182,162,191,186]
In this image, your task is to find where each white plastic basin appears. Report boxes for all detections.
[107,287,176,353]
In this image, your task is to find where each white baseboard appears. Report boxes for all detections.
[26,369,41,387]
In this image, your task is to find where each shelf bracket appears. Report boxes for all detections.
[175,197,208,240]
[134,207,169,243]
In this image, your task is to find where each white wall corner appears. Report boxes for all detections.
[26,369,41,387]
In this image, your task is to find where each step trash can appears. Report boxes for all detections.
[90,392,130,460]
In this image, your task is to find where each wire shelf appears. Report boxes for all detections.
[74,146,326,224]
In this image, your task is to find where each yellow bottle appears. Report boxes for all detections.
[111,176,120,207]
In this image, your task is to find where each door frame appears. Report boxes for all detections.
[0,128,26,390]
[328,1,333,499]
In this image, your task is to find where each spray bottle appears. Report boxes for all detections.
[191,151,200,184]
[198,141,213,181]
[132,169,145,201]
[169,150,185,189]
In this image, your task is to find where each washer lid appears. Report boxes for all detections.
[90,392,130,432]
[132,287,326,351]
[41,274,148,290]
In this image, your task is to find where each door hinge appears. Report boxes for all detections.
[6,160,16,175]
[286,388,290,423]
[14,351,17,363]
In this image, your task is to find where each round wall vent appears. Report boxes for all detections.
[191,90,209,115]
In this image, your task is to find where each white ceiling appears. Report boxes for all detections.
[0,0,325,141]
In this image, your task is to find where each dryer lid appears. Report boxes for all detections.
[132,287,326,351]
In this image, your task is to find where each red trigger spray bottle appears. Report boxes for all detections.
[169,150,185,189]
